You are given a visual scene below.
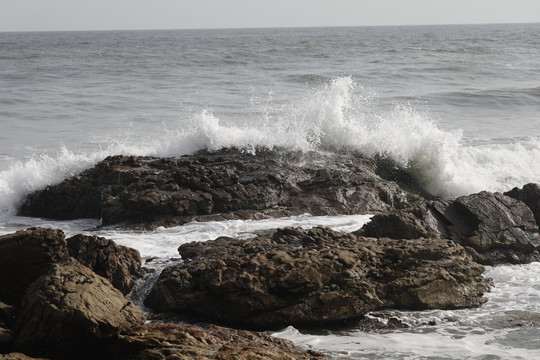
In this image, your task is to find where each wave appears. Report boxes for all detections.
[1,77,540,216]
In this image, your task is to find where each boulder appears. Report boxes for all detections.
[18,149,421,229]
[67,234,142,294]
[0,227,66,305]
[145,227,490,328]
[359,191,540,265]
[505,183,540,226]
[109,323,327,360]
[13,258,146,360]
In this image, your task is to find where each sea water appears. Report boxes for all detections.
[1,24,540,359]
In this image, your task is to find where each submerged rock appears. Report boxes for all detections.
[145,226,490,328]
[0,227,67,305]
[13,257,146,360]
[359,190,540,265]
[109,323,327,360]
[18,149,420,229]
[67,234,142,295]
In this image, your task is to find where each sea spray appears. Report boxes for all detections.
[2,77,540,217]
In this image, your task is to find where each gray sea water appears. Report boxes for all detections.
[1,23,540,359]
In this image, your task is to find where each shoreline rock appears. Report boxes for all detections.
[358,191,540,265]
[18,149,422,229]
[145,226,491,328]
[13,258,146,360]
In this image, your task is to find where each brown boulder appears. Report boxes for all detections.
[359,191,540,265]
[18,149,421,229]
[145,226,490,328]
[13,258,146,360]
[0,227,66,305]
[109,323,327,360]
[67,234,142,294]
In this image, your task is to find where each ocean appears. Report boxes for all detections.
[1,23,540,359]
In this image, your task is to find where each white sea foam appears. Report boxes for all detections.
[2,77,540,216]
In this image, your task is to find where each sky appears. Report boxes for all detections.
[1,0,540,32]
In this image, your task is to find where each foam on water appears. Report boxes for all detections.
[2,77,540,216]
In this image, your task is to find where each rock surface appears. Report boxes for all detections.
[0,227,67,305]
[145,226,490,328]
[505,183,540,227]
[18,149,420,229]
[359,191,540,265]
[0,354,48,360]
[109,323,327,360]
[13,258,146,360]
[67,234,142,294]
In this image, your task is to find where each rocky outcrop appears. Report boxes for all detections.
[13,258,146,360]
[67,234,142,294]
[505,183,540,227]
[358,191,540,265]
[0,228,67,305]
[18,149,421,229]
[109,323,327,360]
[145,226,490,328]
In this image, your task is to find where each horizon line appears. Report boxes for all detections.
[1,20,539,34]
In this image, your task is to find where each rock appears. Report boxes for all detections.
[0,302,16,327]
[67,234,142,294]
[18,149,421,229]
[145,226,490,328]
[0,227,66,305]
[0,326,13,353]
[0,354,48,360]
[505,183,540,227]
[109,323,327,360]
[359,191,540,265]
[13,257,146,360]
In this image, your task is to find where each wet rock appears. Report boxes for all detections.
[109,323,327,360]
[145,226,490,328]
[505,183,540,227]
[13,257,146,360]
[0,227,67,305]
[359,191,540,265]
[67,234,142,294]
[18,149,421,229]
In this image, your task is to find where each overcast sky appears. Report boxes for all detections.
[2,0,540,32]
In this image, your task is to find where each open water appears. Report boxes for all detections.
[1,23,540,359]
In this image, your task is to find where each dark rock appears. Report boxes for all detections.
[109,323,327,360]
[13,258,146,360]
[505,183,540,227]
[18,149,421,229]
[359,191,540,265]
[145,226,490,328]
[67,234,142,294]
[0,227,67,305]
[0,302,16,327]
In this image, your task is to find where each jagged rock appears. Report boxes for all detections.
[0,227,66,305]
[359,191,540,265]
[18,149,420,229]
[13,258,146,360]
[109,323,327,360]
[67,234,142,294]
[505,183,540,227]
[145,226,490,328]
